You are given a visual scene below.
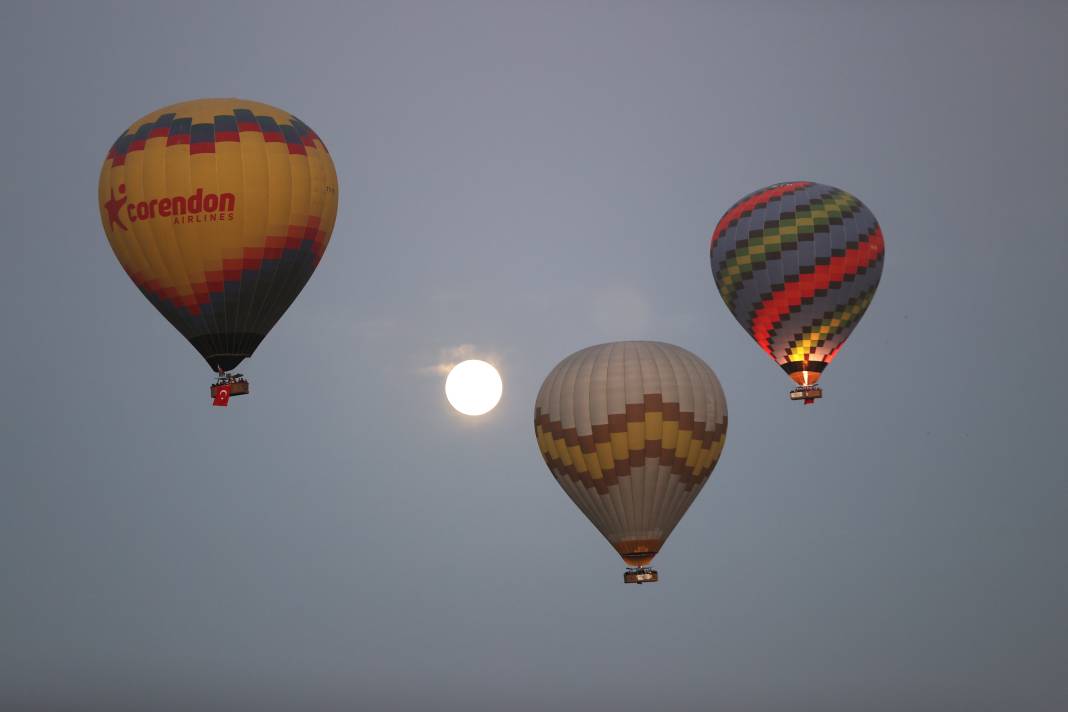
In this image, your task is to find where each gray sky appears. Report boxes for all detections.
[3,2,1067,710]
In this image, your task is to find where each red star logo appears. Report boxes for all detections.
[104,184,128,232]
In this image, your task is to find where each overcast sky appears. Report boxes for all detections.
[2,2,1067,710]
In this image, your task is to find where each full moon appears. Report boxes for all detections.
[445,360,502,416]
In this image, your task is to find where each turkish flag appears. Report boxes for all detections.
[213,385,230,407]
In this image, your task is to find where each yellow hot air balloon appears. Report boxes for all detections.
[534,341,728,583]
[98,98,338,404]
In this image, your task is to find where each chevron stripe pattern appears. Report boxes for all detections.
[535,342,728,567]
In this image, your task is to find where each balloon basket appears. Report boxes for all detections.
[624,567,658,584]
[211,373,250,401]
[789,384,822,405]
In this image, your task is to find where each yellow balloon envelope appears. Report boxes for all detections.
[98,98,338,372]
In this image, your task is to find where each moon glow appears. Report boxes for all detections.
[445,360,503,416]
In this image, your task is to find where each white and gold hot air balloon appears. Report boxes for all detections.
[534,341,728,584]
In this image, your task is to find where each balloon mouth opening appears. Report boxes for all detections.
[190,333,266,372]
[615,540,662,567]
[782,360,826,386]
[209,355,246,372]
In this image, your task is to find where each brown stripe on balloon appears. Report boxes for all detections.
[542,409,717,482]
[542,441,617,493]
[546,415,563,443]
[670,411,696,474]
[544,450,599,493]
[578,433,596,455]
[535,404,725,490]
[670,418,704,484]
[681,416,728,491]
[710,416,727,440]
[671,448,688,476]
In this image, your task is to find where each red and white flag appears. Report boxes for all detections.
[213,385,230,407]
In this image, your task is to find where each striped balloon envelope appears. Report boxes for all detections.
[710,182,885,403]
[98,98,338,383]
[534,342,728,582]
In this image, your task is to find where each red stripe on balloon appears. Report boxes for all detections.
[125,217,329,317]
[750,227,884,356]
[711,182,811,249]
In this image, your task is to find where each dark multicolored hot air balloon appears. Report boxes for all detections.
[710,182,884,404]
[98,98,338,404]
[535,341,728,584]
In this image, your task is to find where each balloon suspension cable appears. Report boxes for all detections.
[624,566,659,585]
[213,367,249,386]
[789,384,823,405]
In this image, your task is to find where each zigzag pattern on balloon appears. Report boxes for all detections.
[714,189,865,311]
[710,182,884,382]
[124,217,327,318]
[754,226,884,357]
[784,285,877,364]
[106,108,328,167]
[535,394,727,495]
[711,181,810,248]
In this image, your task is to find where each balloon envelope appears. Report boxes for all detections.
[98,98,339,371]
[710,181,884,388]
[534,341,728,567]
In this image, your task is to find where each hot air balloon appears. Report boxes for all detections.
[98,98,338,404]
[534,341,728,584]
[710,182,884,404]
